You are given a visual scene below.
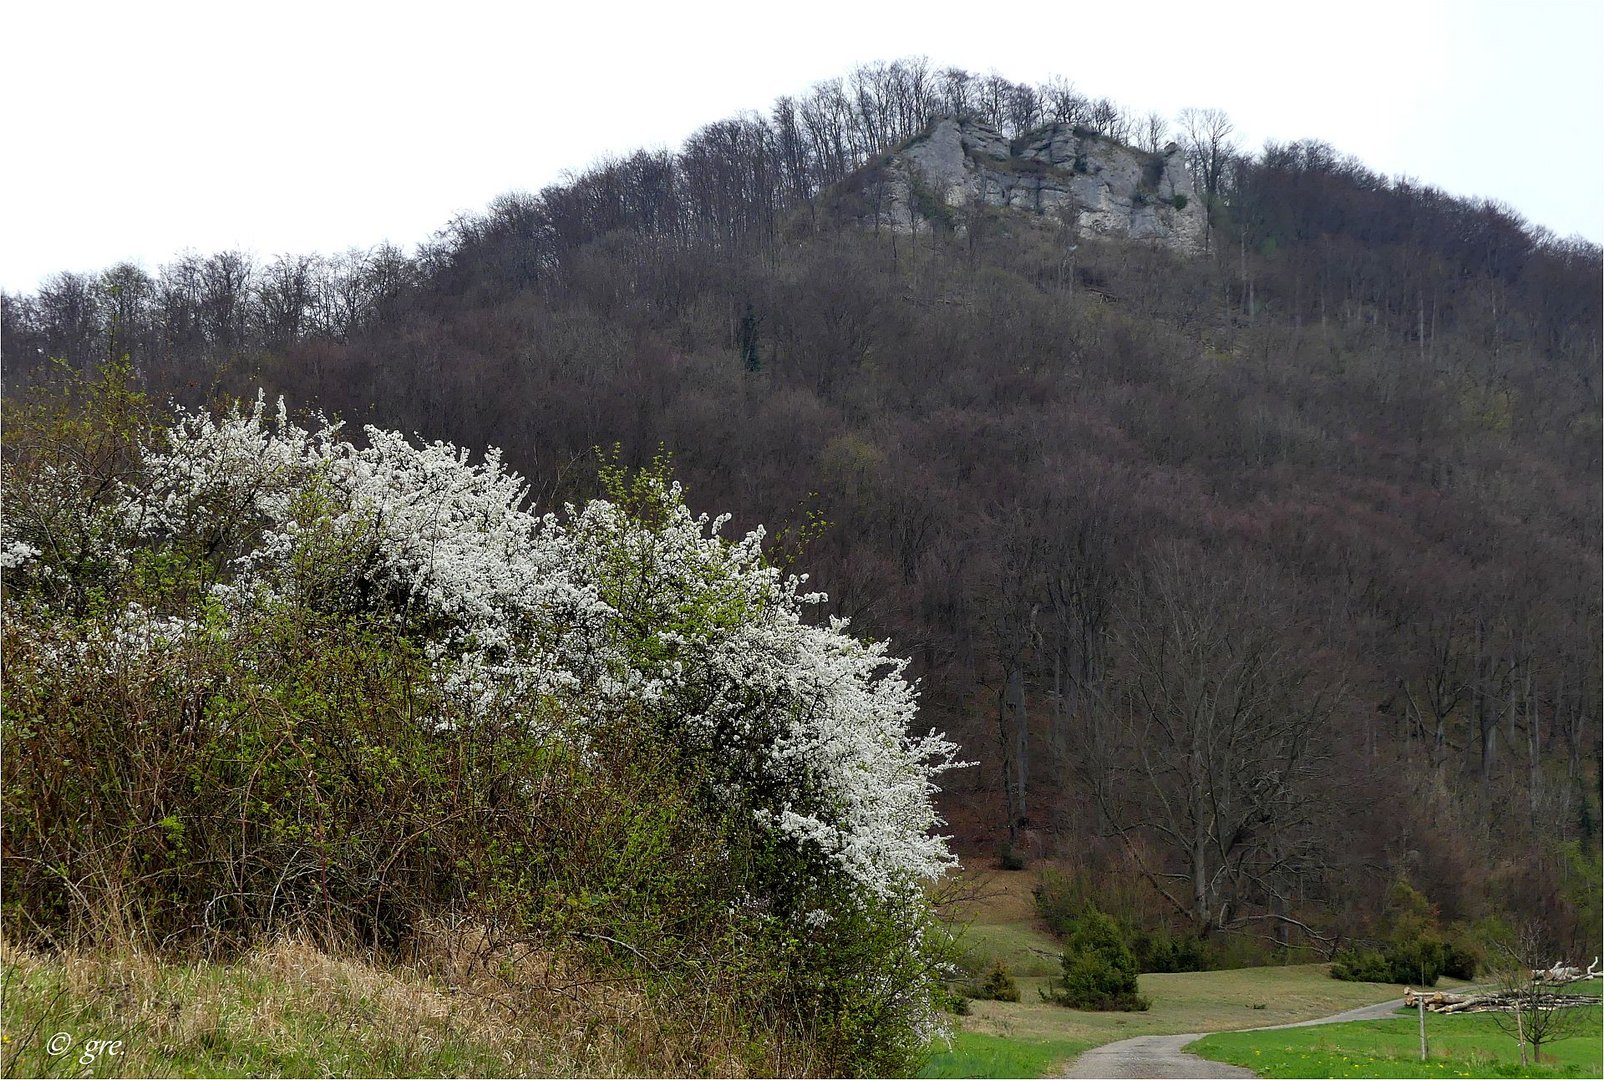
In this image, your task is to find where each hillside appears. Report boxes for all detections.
[5,57,1601,993]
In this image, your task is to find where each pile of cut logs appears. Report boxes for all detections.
[1404,958,1601,1014]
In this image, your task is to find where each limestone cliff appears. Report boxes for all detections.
[865,116,1206,254]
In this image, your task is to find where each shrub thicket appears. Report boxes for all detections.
[1130,926,1213,973]
[1036,867,1216,972]
[1441,930,1484,981]
[0,369,964,1075]
[1329,880,1477,988]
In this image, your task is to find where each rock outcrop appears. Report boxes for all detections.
[865,116,1206,255]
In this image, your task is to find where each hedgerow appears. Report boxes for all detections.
[0,366,963,1074]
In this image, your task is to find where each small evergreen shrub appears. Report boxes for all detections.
[1132,927,1212,973]
[1034,869,1085,936]
[1041,906,1150,1011]
[971,959,1021,1002]
[1389,928,1448,985]
[1330,946,1401,983]
[1171,193,1189,210]
[908,179,956,231]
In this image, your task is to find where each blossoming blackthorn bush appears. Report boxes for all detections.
[1,368,963,1073]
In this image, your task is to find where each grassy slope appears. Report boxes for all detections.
[926,868,1459,1078]
[1190,1002,1604,1078]
[0,939,605,1079]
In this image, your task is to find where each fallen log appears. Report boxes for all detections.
[1403,985,1601,1013]
[1436,995,1495,1014]
[1533,957,1600,984]
[1403,989,1466,1009]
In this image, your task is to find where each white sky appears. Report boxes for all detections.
[3,0,1600,294]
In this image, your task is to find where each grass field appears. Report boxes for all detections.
[917,1031,1091,1079]
[1190,1002,1604,1078]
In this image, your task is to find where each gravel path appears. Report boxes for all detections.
[1061,1033,1258,1078]
[1060,997,1406,1078]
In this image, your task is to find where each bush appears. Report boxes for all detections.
[1329,935,1447,986]
[1321,937,1450,988]
[1041,906,1150,1011]
[1034,867,1145,939]
[1330,947,1396,983]
[936,985,972,1015]
[970,959,1021,1002]
[1329,881,1450,986]
[1442,931,1482,981]
[1132,927,1212,973]
[1391,929,1448,985]
[1171,193,1189,210]
[1034,869,1087,936]
[1035,867,1218,973]
[0,375,966,1076]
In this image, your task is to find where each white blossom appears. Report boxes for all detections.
[0,539,40,569]
[22,396,964,899]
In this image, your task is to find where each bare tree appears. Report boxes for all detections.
[1041,76,1086,126]
[1006,82,1044,138]
[1177,107,1235,248]
[98,262,156,365]
[196,250,254,354]
[255,253,319,348]
[982,505,1045,861]
[938,66,974,118]
[976,72,1015,134]
[799,78,854,186]
[1138,110,1169,154]
[34,271,104,368]
[1488,923,1600,1066]
[1090,548,1333,937]
[1086,97,1131,142]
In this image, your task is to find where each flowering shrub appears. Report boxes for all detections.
[2,375,963,1073]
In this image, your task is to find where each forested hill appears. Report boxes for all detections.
[5,59,1601,956]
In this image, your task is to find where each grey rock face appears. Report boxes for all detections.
[868,116,1206,255]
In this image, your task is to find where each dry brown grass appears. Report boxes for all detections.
[1,929,812,1078]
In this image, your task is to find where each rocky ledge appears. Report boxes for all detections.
[864,116,1207,255]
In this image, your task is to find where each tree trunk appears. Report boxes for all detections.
[1192,834,1210,931]
[1007,666,1028,822]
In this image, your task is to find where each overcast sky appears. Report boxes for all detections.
[3,0,1600,294]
